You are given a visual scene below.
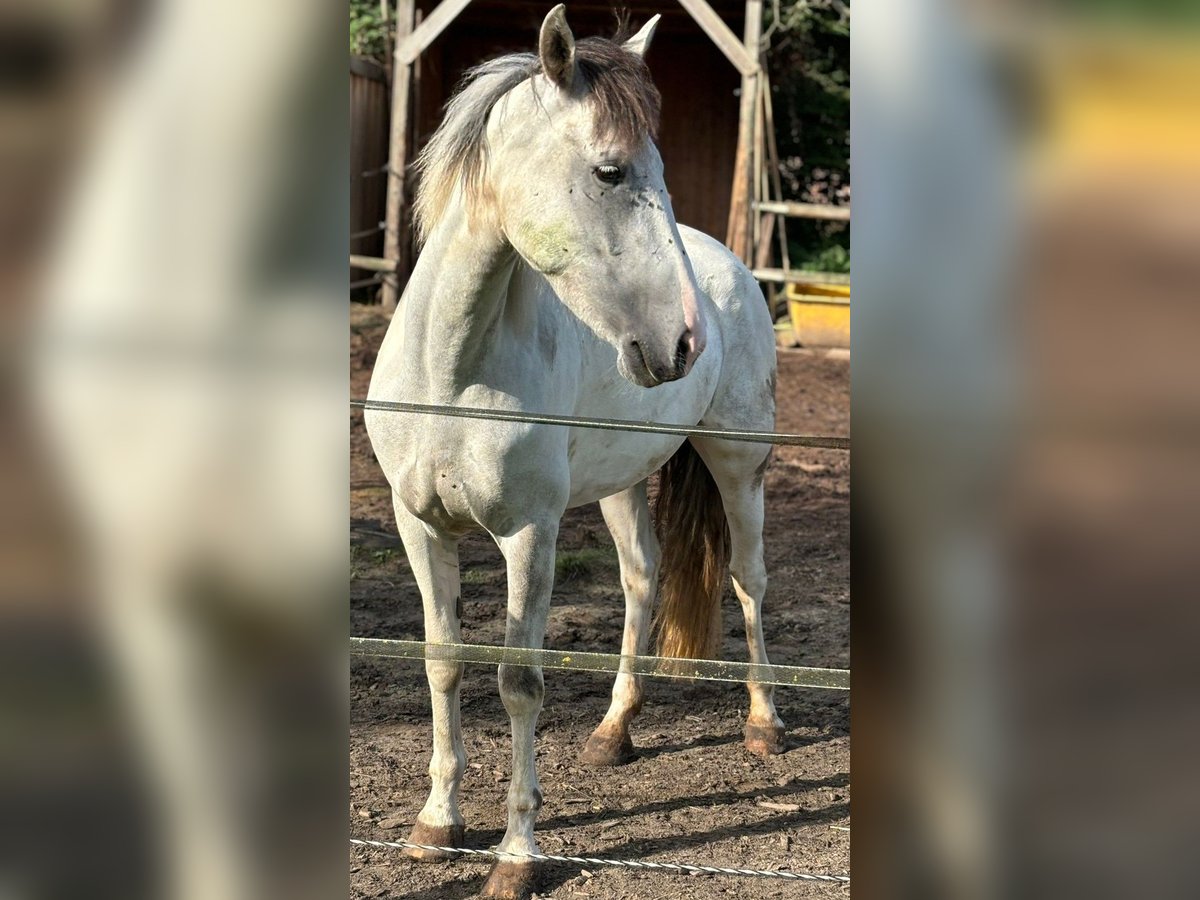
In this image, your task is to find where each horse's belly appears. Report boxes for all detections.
[564,339,723,507]
[565,429,686,507]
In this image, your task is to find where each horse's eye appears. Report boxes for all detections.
[593,164,623,186]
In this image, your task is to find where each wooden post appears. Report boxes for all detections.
[676,0,758,76]
[761,73,792,277]
[751,71,765,259]
[380,0,415,312]
[412,8,423,159]
[394,0,475,66]
[724,0,762,264]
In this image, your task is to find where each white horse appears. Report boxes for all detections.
[365,7,782,897]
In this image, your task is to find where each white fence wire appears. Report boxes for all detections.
[351,837,850,885]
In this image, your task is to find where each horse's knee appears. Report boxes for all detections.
[425,660,463,694]
[731,565,767,604]
[498,664,543,714]
[621,566,657,599]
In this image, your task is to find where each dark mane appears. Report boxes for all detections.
[412,35,660,241]
[573,36,661,148]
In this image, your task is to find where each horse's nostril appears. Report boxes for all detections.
[675,333,691,376]
[625,337,653,378]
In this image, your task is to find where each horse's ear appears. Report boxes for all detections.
[623,14,660,59]
[539,4,576,90]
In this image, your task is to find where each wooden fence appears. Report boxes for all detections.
[350,56,390,295]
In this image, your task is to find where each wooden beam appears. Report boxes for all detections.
[753,268,851,286]
[394,0,474,65]
[724,0,762,262]
[751,71,764,255]
[676,0,759,77]
[380,0,416,311]
[761,76,792,275]
[412,6,424,196]
[753,200,851,222]
[351,255,399,273]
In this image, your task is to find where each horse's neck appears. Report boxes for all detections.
[399,206,519,395]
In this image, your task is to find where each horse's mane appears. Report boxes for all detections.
[412,37,661,243]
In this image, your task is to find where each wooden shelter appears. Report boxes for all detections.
[354,0,793,309]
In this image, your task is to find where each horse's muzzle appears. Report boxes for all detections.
[621,329,699,387]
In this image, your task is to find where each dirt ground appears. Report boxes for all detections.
[349,304,850,899]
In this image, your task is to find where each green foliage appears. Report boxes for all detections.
[351,0,389,63]
[793,239,850,274]
[764,0,850,272]
[461,567,501,586]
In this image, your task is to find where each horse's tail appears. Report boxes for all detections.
[652,441,730,660]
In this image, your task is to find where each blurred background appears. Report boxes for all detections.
[1,1,348,898]
[0,0,1197,898]
[853,0,1200,898]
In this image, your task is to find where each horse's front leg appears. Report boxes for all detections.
[481,518,558,900]
[392,501,468,861]
[580,481,659,766]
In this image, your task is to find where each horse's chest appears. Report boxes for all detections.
[390,427,567,538]
[391,442,504,536]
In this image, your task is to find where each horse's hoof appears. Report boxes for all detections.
[402,820,464,862]
[744,723,786,757]
[579,728,635,767]
[480,860,538,900]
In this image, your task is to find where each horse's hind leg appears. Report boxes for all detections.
[580,481,659,766]
[392,501,468,860]
[692,438,787,756]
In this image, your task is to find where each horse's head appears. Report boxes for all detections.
[488,6,706,387]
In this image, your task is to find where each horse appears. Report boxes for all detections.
[365,7,783,897]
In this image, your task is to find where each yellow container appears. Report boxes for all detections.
[786,281,850,349]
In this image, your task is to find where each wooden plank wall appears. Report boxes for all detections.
[350,56,390,292]
[652,26,739,242]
